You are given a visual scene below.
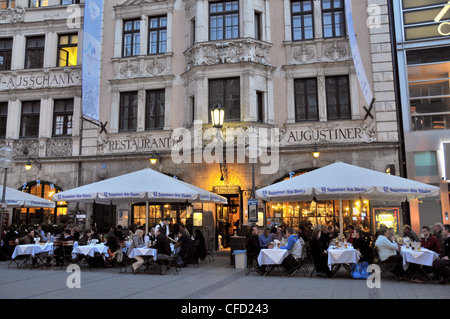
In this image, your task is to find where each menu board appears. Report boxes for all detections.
[373,207,399,234]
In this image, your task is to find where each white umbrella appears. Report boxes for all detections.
[52,168,227,233]
[256,162,440,235]
[0,185,55,208]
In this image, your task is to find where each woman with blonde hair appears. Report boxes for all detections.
[128,229,145,274]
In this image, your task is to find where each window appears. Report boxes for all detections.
[145,89,165,130]
[148,16,167,55]
[29,0,48,7]
[119,91,138,132]
[209,78,240,122]
[0,102,7,139]
[407,47,450,131]
[25,36,45,69]
[322,0,345,38]
[256,91,264,122]
[414,151,438,176]
[294,78,318,121]
[132,204,170,228]
[123,19,141,57]
[20,101,40,138]
[58,34,78,67]
[14,181,67,226]
[53,99,73,137]
[0,0,15,9]
[209,0,239,40]
[0,38,13,71]
[326,75,351,120]
[61,0,80,4]
[292,0,314,40]
[255,11,262,40]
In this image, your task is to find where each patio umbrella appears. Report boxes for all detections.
[256,162,440,235]
[52,168,227,233]
[0,185,55,208]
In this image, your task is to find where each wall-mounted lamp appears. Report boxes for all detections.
[312,146,320,158]
[385,164,395,175]
[210,102,225,129]
[23,148,41,170]
[149,151,161,165]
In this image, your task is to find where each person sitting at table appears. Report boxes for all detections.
[375,228,410,281]
[320,225,332,250]
[280,228,303,275]
[145,226,156,246]
[105,236,120,266]
[346,225,355,244]
[78,229,93,246]
[309,228,331,278]
[433,223,445,254]
[128,229,146,274]
[115,225,125,241]
[298,225,310,244]
[175,230,194,267]
[352,229,372,263]
[35,225,45,242]
[151,227,172,273]
[259,227,272,249]
[403,225,420,242]
[432,224,450,285]
[269,227,281,241]
[421,226,441,254]
[73,227,81,241]
[246,226,261,267]
[387,228,399,244]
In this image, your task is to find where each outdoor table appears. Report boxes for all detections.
[12,243,54,259]
[128,247,158,261]
[399,246,439,280]
[257,248,289,276]
[71,243,109,259]
[327,244,359,277]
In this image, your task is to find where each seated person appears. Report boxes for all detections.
[128,229,146,273]
[432,224,450,284]
[246,226,261,265]
[144,226,156,246]
[320,226,332,249]
[403,225,420,242]
[175,230,194,266]
[280,228,303,274]
[421,226,441,254]
[352,229,372,263]
[78,229,93,246]
[114,225,125,241]
[375,228,408,280]
[258,227,272,249]
[310,228,332,278]
[151,227,172,267]
[106,236,120,265]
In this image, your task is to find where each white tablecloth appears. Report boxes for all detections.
[327,246,360,270]
[128,247,158,260]
[72,243,109,259]
[399,247,439,270]
[12,243,54,259]
[257,249,289,266]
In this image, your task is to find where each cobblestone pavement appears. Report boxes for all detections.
[0,250,448,300]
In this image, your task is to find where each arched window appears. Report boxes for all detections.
[13,181,67,226]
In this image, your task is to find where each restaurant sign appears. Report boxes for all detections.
[213,185,241,194]
[282,123,376,146]
[97,132,177,155]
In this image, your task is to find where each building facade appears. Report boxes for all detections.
[391,0,450,232]
[1,0,407,245]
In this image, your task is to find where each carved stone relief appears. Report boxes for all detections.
[46,138,73,157]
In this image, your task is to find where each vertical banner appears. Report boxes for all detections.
[345,0,374,107]
[82,0,104,121]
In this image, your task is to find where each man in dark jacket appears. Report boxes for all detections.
[432,224,450,284]
[176,231,194,266]
[151,228,172,260]
[352,229,372,263]
[246,226,261,264]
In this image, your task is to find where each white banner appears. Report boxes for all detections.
[345,0,374,107]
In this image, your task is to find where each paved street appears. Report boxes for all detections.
[0,250,448,301]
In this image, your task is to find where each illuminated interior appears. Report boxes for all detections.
[58,34,78,67]
[266,199,371,232]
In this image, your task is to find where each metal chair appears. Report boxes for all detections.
[373,246,399,281]
[7,241,31,269]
